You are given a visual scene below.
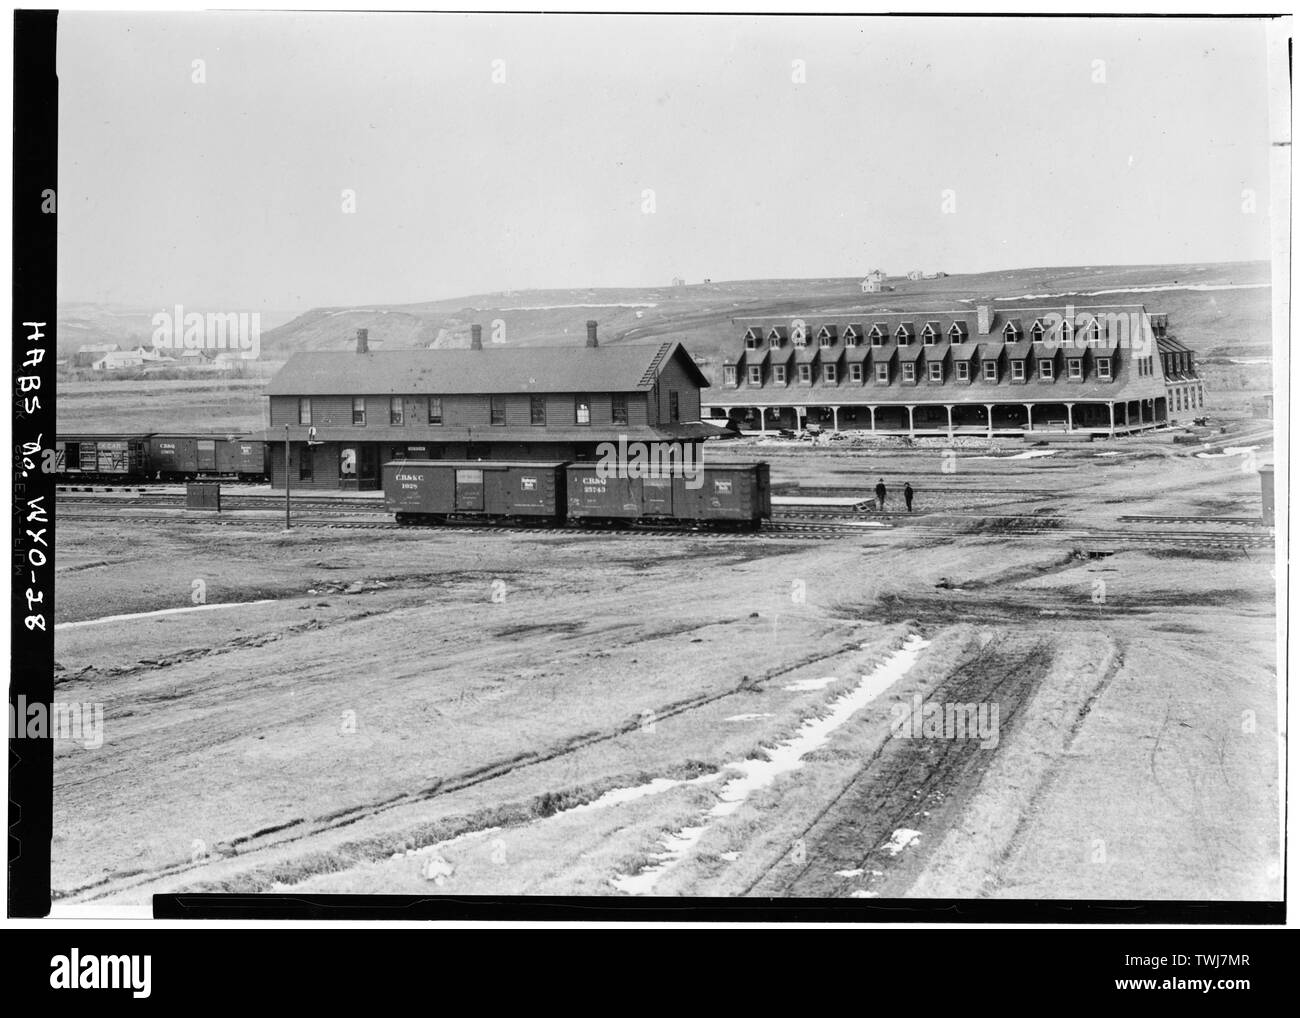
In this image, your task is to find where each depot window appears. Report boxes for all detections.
[955,361,970,381]
[352,397,366,426]
[875,363,889,383]
[823,363,838,384]
[1011,361,1026,381]
[530,396,547,426]
[748,365,762,384]
[983,360,998,382]
[902,362,916,382]
[798,364,812,383]
[298,398,312,425]
[723,365,737,386]
[428,397,443,425]
[1067,359,1083,380]
[490,397,506,426]
[612,396,628,426]
[1096,358,1112,380]
[850,363,863,382]
[390,397,404,426]
[773,364,787,384]
[928,362,943,382]
[575,397,591,425]
[1038,359,1054,380]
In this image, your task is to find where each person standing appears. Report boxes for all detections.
[904,482,914,513]
[875,478,887,511]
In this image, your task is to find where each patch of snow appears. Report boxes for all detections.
[724,713,774,722]
[970,450,1058,461]
[881,828,922,856]
[836,868,865,878]
[994,283,1268,299]
[612,635,931,895]
[784,675,841,692]
[56,599,277,630]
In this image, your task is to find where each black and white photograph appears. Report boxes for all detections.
[8,7,1290,927]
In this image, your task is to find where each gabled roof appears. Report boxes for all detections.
[897,343,924,362]
[766,326,788,341]
[266,342,708,397]
[817,324,838,340]
[895,322,916,338]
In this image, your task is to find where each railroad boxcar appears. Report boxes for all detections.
[384,460,567,524]
[54,434,150,480]
[565,462,770,529]
[148,435,268,479]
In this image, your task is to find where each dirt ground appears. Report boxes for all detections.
[50,427,1281,905]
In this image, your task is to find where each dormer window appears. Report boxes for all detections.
[823,363,838,383]
[1002,322,1020,342]
[948,323,968,343]
[1067,358,1083,380]
[927,362,943,382]
[955,360,970,381]
[921,324,938,346]
[1096,357,1113,380]
[1010,360,1026,381]
[791,325,807,348]
[747,365,762,384]
[869,325,885,347]
[1031,320,1046,343]
[901,362,916,382]
[1060,318,1074,345]
[983,360,998,382]
[1084,319,1101,345]
[797,363,812,383]
[723,364,737,386]
[769,334,781,349]
[773,363,787,384]
[769,327,789,348]
[744,328,761,350]
[818,327,835,348]
[844,326,861,347]
[1038,359,1055,380]
[895,325,913,346]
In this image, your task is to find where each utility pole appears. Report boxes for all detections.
[284,423,291,529]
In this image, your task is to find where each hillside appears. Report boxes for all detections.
[252,262,1273,381]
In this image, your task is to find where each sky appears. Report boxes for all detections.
[56,13,1278,311]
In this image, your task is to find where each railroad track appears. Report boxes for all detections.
[1118,514,1271,527]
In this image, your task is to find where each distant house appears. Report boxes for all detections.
[906,270,924,281]
[672,276,687,287]
[72,343,118,368]
[860,269,887,294]
[91,350,144,371]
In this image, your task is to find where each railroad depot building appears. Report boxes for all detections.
[703,303,1204,437]
[256,322,714,489]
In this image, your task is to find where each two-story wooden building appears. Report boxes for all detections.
[255,322,714,489]
[703,303,1188,437]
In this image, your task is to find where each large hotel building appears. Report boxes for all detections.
[702,302,1204,437]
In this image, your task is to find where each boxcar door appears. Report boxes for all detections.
[196,439,217,472]
[643,475,674,516]
[454,468,485,511]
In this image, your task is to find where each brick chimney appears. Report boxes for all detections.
[976,304,994,336]
[356,328,369,354]
[470,324,483,350]
[586,320,598,348]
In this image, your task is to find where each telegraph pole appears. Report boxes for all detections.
[284,423,291,529]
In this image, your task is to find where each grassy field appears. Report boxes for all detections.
[51,423,1280,904]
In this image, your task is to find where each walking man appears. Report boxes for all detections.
[875,477,887,511]
[904,482,915,513]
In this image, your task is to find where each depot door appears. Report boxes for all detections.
[358,445,379,490]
